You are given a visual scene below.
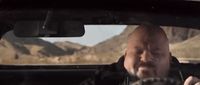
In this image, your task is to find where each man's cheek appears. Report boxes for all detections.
[156,60,170,77]
[134,56,141,67]
[129,61,140,76]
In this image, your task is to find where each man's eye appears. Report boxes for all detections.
[136,50,143,54]
[152,52,162,57]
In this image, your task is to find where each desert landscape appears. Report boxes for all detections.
[0,25,199,64]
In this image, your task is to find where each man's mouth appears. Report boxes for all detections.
[138,62,155,68]
[138,66,153,71]
[136,66,156,78]
[139,66,151,69]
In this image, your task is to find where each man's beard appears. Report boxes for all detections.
[129,61,157,79]
[136,66,156,78]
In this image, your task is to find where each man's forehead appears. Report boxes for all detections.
[128,33,167,45]
[127,24,169,50]
[128,39,164,49]
[128,25,169,44]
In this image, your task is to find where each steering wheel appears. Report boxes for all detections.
[130,77,182,85]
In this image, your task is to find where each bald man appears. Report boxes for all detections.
[124,24,170,79]
[124,24,200,85]
[80,24,200,85]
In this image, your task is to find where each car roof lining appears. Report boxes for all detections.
[0,10,199,27]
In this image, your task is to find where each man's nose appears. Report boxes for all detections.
[140,50,153,62]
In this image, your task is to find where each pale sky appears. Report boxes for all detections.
[41,25,127,46]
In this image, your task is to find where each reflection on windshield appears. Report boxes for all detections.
[0,25,200,64]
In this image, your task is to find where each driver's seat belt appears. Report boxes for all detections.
[171,56,184,82]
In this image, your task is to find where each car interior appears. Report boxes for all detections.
[0,0,200,85]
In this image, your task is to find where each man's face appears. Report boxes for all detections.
[124,26,171,79]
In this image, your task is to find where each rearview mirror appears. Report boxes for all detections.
[13,21,85,37]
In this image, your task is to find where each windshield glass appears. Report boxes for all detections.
[0,25,200,64]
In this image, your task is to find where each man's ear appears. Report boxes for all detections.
[124,49,127,57]
[169,52,172,62]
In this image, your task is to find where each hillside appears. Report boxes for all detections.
[0,31,88,64]
[170,34,200,58]
[65,26,200,64]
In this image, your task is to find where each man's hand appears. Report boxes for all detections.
[184,76,200,85]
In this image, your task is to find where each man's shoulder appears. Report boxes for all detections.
[98,62,118,72]
[96,62,126,78]
[93,62,128,85]
[79,62,128,85]
[80,56,129,85]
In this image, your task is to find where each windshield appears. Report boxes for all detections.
[0,25,199,64]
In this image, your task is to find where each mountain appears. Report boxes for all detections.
[0,31,87,64]
[162,26,200,43]
[54,41,87,55]
[170,34,200,58]
[2,31,69,57]
[74,25,200,63]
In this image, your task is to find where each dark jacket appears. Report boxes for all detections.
[80,56,184,85]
